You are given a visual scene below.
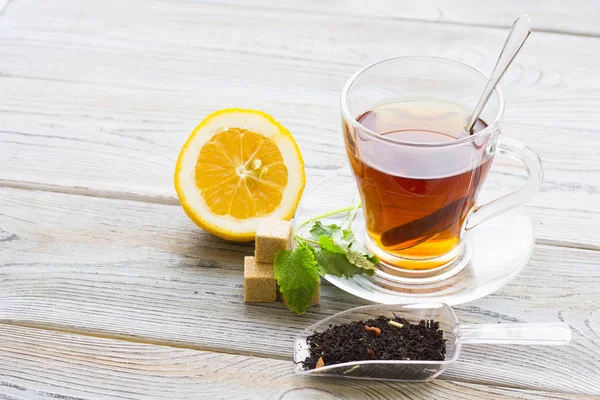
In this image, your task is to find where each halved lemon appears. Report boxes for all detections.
[174,108,305,241]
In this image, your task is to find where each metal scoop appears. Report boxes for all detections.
[294,303,571,381]
[465,14,531,133]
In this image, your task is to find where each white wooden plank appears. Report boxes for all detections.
[4,0,600,36]
[0,0,598,249]
[0,1,596,398]
[0,187,599,395]
[195,0,600,36]
[0,324,594,400]
[1,75,597,202]
[0,0,598,181]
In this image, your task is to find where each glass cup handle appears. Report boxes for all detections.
[457,323,571,345]
[466,136,543,230]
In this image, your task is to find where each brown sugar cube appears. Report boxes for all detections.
[280,279,320,309]
[244,256,276,303]
[255,218,293,263]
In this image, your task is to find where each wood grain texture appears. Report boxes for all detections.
[0,0,599,237]
[0,324,596,400]
[1,187,599,395]
[199,0,600,36]
[0,1,599,398]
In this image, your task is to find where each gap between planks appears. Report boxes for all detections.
[0,179,179,206]
[1,178,598,253]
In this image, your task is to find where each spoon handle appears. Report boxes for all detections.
[465,14,532,133]
[457,323,571,345]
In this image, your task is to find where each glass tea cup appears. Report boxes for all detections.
[294,303,571,382]
[342,56,543,272]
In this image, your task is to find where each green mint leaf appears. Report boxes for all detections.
[306,246,329,276]
[365,253,379,264]
[309,221,340,241]
[307,217,379,279]
[345,249,377,272]
[316,262,328,277]
[313,247,375,279]
[318,235,345,254]
[337,229,379,265]
[274,243,319,314]
[320,233,377,275]
[340,229,355,245]
[348,240,379,264]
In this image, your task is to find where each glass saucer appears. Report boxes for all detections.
[295,166,534,305]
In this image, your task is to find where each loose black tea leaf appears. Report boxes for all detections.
[302,316,446,370]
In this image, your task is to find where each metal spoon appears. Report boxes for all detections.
[465,14,532,133]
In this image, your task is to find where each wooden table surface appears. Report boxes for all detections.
[1,1,599,399]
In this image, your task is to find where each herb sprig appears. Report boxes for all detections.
[274,204,378,314]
